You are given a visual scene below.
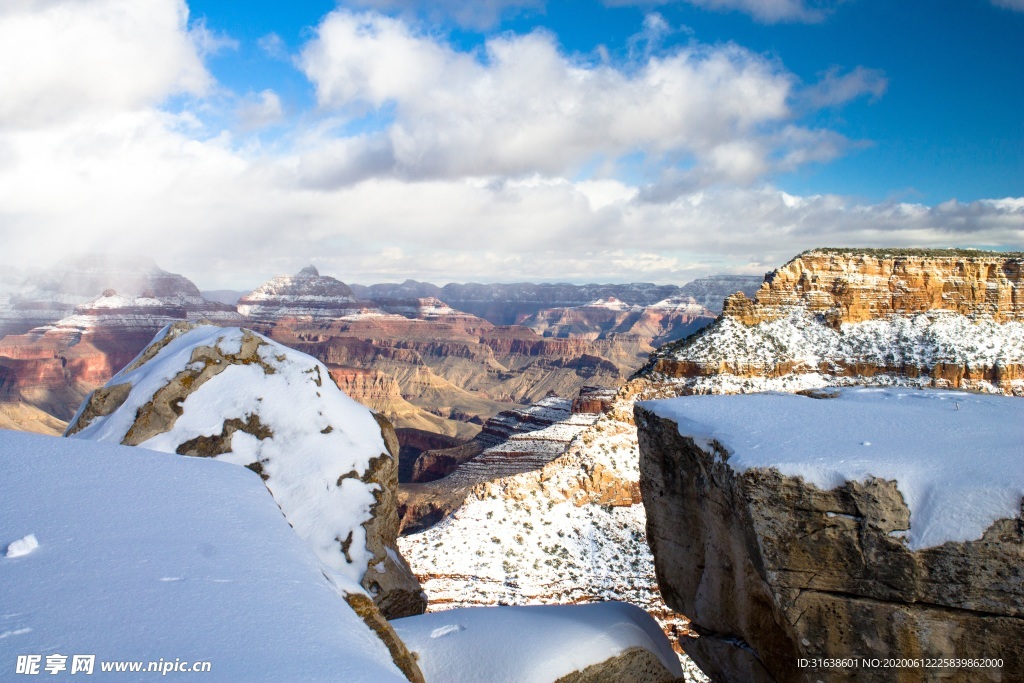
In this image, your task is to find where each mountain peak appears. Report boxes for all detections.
[297,265,320,278]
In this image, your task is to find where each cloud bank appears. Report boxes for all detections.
[0,1,1020,289]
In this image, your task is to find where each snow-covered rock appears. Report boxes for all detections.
[636,388,1024,682]
[0,429,419,682]
[646,249,1024,397]
[237,266,371,321]
[65,322,425,619]
[399,404,709,682]
[392,602,683,683]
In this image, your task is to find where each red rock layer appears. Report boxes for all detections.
[726,249,1024,325]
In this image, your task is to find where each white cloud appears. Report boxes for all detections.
[603,0,841,23]
[0,4,1019,290]
[0,0,212,128]
[801,66,887,109]
[258,32,288,60]
[237,90,284,129]
[188,17,239,57]
[299,11,871,185]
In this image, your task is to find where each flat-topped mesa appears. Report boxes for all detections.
[645,248,1024,396]
[237,266,367,321]
[727,248,1024,326]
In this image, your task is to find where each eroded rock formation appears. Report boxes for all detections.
[66,322,426,620]
[635,398,1024,683]
[646,249,1024,395]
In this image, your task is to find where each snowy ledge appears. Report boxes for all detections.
[640,387,1024,550]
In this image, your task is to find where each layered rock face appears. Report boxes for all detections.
[351,278,761,324]
[636,390,1024,683]
[245,268,633,439]
[66,322,426,620]
[726,248,1024,325]
[647,249,1024,395]
[523,296,715,354]
[398,395,603,533]
[0,258,239,426]
[237,266,368,321]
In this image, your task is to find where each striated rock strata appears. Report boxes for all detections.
[636,391,1024,683]
[66,322,426,620]
[245,267,632,439]
[646,249,1024,396]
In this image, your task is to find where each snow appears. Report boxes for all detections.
[5,534,39,559]
[85,294,165,309]
[641,387,1024,550]
[0,430,407,682]
[399,413,709,682]
[659,309,1024,391]
[67,325,390,595]
[584,297,635,311]
[392,602,683,683]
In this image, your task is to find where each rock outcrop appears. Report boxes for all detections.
[0,260,239,423]
[726,248,1024,325]
[646,249,1024,396]
[66,322,426,620]
[395,383,710,680]
[636,390,1024,683]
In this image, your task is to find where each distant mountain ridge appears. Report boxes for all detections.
[351,275,762,323]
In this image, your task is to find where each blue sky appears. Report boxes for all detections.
[0,0,1021,287]
[189,0,1023,205]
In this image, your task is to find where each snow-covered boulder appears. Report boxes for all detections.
[0,430,420,682]
[636,388,1024,682]
[392,603,683,683]
[65,322,425,620]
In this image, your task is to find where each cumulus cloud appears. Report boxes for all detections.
[0,0,212,128]
[237,90,284,129]
[604,0,841,23]
[0,3,1019,289]
[298,11,876,186]
[991,0,1024,11]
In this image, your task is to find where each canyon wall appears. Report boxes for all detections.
[645,249,1024,395]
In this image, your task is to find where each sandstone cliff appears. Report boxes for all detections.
[645,249,1024,395]
[636,390,1024,683]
